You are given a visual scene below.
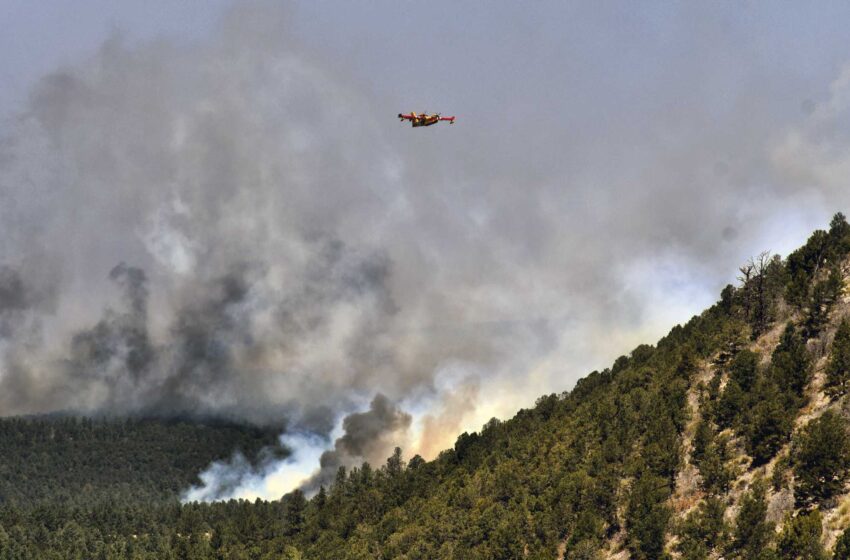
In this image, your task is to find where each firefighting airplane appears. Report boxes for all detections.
[398,111,456,127]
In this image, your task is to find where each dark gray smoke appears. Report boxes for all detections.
[2,240,401,425]
[0,266,28,338]
[306,393,411,491]
[62,263,154,408]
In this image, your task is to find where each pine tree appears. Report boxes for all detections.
[828,212,850,259]
[776,510,826,560]
[745,379,793,466]
[729,479,772,558]
[676,496,727,560]
[698,435,734,495]
[827,319,850,397]
[626,469,672,560]
[385,447,405,477]
[791,410,850,507]
[282,490,307,537]
[716,379,746,430]
[805,268,843,338]
[730,349,759,392]
[769,322,812,403]
[691,419,712,466]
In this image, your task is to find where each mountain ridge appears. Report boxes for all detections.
[4,214,850,559]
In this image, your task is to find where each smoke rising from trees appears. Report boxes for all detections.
[3,3,850,496]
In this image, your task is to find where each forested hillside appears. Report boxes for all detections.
[6,215,850,559]
[0,417,282,506]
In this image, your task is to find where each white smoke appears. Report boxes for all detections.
[183,431,330,501]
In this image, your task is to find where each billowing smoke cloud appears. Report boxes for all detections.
[0,2,547,440]
[185,394,410,500]
[306,393,411,491]
[4,2,850,499]
[183,432,318,502]
[0,6,511,494]
[61,263,154,410]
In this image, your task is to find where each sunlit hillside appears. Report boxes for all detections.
[5,215,850,559]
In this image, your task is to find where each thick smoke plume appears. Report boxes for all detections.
[4,3,850,498]
[184,393,410,500]
[0,4,548,482]
[306,393,412,491]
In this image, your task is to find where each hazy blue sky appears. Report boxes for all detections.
[0,1,228,112]
[5,2,850,118]
[4,1,850,176]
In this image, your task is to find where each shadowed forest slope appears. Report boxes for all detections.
[0,417,283,505]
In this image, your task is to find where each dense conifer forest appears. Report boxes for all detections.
[0,417,282,507]
[6,214,850,558]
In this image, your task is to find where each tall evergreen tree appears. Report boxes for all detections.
[626,469,672,560]
[282,490,307,537]
[745,379,794,466]
[804,268,843,338]
[776,510,825,560]
[730,349,759,392]
[769,323,812,403]
[791,410,850,507]
[675,496,727,560]
[827,319,850,397]
[729,479,772,558]
[828,212,850,259]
